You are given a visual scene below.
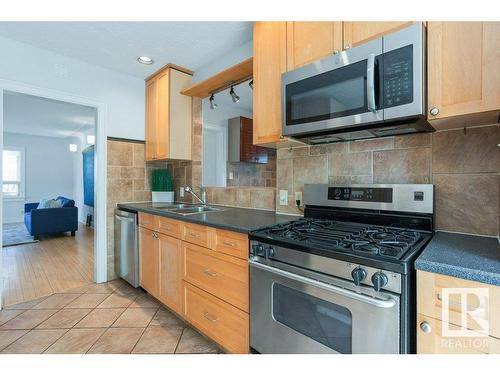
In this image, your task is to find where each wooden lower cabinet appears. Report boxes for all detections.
[184,282,249,354]
[158,233,184,316]
[139,226,159,298]
[417,314,500,354]
[183,242,249,312]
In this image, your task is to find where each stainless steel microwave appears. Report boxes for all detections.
[282,23,433,144]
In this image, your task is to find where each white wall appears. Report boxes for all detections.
[3,133,75,223]
[0,36,145,140]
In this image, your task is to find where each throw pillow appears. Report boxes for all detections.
[37,199,62,209]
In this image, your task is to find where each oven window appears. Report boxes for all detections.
[272,283,352,353]
[285,59,368,126]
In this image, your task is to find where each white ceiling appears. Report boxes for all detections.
[3,91,96,138]
[0,22,253,78]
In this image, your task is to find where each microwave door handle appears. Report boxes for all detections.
[367,53,376,113]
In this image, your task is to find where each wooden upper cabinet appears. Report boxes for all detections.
[158,233,184,316]
[427,22,500,127]
[253,22,287,146]
[286,22,343,70]
[144,65,193,161]
[343,21,413,49]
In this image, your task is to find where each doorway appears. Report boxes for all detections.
[0,82,107,309]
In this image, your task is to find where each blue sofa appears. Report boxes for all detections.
[24,196,78,240]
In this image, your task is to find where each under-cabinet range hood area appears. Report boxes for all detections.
[282,23,434,144]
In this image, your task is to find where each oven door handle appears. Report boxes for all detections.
[367,53,377,113]
[250,260,396,309]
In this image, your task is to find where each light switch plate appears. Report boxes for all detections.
[279,190,288,206]
[179,187,185,197]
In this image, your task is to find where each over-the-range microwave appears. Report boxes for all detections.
[282,22,434,144]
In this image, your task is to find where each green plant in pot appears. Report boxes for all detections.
[151,169,174,203]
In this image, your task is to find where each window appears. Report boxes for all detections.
[2,147,25,198]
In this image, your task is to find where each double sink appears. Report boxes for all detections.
[150,203,225,216]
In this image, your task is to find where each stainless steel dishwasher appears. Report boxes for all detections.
[114,209,139,288]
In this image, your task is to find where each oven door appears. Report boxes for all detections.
[250,260,400,354]
[282,37,383,137]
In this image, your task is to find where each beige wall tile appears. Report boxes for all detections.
[434,174,498,236]
[133,191,152,202]
[132,143,145,167]
[236,189,251,208]
[107,141,133,166]
[394,133,431,149]
[310,142,348,155]
[432,125,499,174]
[349,138,394,152]
[107,166,122,179]
[121,167,146,180]
[250,189,276,210]
[329,175,372,184]
[277,158,293,192]
[293,155,328,193]
[329,152,371,176]
[373,148,431,183]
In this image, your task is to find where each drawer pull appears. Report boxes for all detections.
[203,312,218,323]
[222,240,235,247]
[188,230,200,238]
[420,321,432,334]
[203,269,218,277]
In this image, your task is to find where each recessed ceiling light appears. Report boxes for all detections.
[137,56,154,65]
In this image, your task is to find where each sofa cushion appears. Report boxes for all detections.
[56,196,75,208]
[37,199,62,209]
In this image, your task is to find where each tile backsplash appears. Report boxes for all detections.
[276,124,499,237]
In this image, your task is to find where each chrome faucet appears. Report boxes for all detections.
[185,186,207,206]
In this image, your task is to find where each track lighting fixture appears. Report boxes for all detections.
[209,93,218,110]
[229,86,240,103]
[249,80,253,90]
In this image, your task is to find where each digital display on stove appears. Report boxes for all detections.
[328,187,393,202]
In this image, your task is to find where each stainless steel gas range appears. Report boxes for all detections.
[249,184,434,354]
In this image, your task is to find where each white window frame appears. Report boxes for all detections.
[2,146,26,200]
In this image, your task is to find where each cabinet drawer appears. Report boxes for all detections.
[213,229,248,259]
[417,314,500,354]
[183,242,248,312]
[157,216,183,239]
[417,271,500,338]
[138,212,157,231]
[184,282,249,354]
[183,222,209,247]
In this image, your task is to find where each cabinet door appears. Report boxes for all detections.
[286,22,343,70]
[155,70,170,160]
[428,22,500,122]
[139,226,159,297]
[158,233,184,316]
[343,21,413,49]
[145,79,157,161]
[253,22,287,146]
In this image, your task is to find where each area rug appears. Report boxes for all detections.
[2,222,38,247]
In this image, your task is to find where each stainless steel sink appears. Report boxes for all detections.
[151,203,190,210]
[168,205,224,215]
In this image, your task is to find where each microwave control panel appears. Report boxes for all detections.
[382,45,413,108]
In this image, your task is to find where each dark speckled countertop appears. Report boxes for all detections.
[116,202,297,234]
[415,231,500,286]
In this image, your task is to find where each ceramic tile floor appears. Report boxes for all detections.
[0,279,222,354]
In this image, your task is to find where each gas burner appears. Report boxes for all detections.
[352,242,379,254]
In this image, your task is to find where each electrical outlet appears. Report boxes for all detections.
[279,190,288,206]
[295,191,303,206]
[179,187,185,198]
[229,172,234,180]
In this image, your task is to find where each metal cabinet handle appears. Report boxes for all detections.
[367,53,376,113]
[430,106,439,116]
[203,312,218,322]
[203,269,218,277]
[420,321,432,334]
[222,240,235,247]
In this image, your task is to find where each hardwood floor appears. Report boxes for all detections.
[2,224,94,307]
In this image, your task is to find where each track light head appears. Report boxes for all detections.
[209,93,218,110]
[229,86,240,103]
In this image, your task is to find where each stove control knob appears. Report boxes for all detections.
[371,271,388,292]
[351,267,367,286]
[253,244,265,257]
[266,246,275,258]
